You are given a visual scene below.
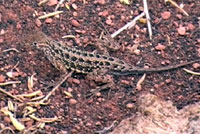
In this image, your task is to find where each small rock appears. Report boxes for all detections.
[4,117,11,123]
[95,121,101,126]
[106,19,112,25]
[73,12,78,17]
[72,3,78,10]
[126,103,134,109]
[35,19,42,27]
[187,23,195,31]
[69,99,77,105]
[98,10,109,17]
[45,18,53,24]
[16,22,21,29]
[47,0,58,6]
[177,26,186,35]
[155,43,166,51]
[71,19,80,27]
[0,75,5,82]
[165,78,171,84]
[161,11,171,20]
[193,63,200,69]
[96,0,106,5]
[176,14,182,19]
[25,120,34,128]
[67,87,73,92]
[6,71,19,78]
[96,92,102,97]
[121,80,130,85]
[72,78,80,84]
[0,38,4,43]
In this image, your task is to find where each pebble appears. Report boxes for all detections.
[121,80,130,85]
[72,3,78,10]
[126,103,134,109]
[0,38,3,43]
[0,75,5,82]
[161,11,171,20]
[96,0,106,5]
[72,78,80,84]
[45,18,53,24]
[187,23,195,31]
[176,14,182,19]
[4,117,11,123]
[35,19,42,27]
[106,19,112,25]
[69,99,77,105]
[16,22,21,29]
[98,10,109,17]
[73,12,78,17]
[177,26,186,35]
[192,63,200,69]
[71,19,80,27]
[165,78,171,84]
[47,0,58,6]
[25,120,34,128]
[155,43,166,51]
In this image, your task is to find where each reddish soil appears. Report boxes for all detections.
[0,0,199,133]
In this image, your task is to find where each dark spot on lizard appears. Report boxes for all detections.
[70,62,76,68]
[76,64,84,71]
[108,57,114,61]
[113,64,118,69]
[82,53,88,56]
[94,61,99,64]
[102,56,108,59]
[89,53,94,57]
[65,53,70,59]
[99,62,104,66]
[105,61,111,66]
[71,56,77,61]
[78,58,84,62]
[95,54,100,58]
[76,51,81,55]
[85,60,92,64]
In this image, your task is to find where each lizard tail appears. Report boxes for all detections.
[109,59,200,76]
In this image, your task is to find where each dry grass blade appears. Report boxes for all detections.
[0,81,21,86]
[0,87,23,102]
[183,68,200,75]
[38,11,63,19]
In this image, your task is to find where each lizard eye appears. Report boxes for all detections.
[32,42,37,46]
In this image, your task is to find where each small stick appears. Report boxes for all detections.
[0,81,21,86]
[111,12,145,38]
[38,11,63,19]
[40,71,73,103]
[0,87,23,102]
[3,48,19,53]
[183,68,200,75]
[165,0,189,16]
[55,0,66,11]
[143,0,152,40]
[38,0,49,6]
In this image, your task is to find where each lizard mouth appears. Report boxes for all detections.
[34,42,48,48]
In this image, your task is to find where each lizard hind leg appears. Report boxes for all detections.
[86,69,115,97]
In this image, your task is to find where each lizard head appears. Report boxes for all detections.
[24,31,50,49]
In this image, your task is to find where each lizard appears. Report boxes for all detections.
[24,31,200,94]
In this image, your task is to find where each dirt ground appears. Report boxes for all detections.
[0,0,200,133]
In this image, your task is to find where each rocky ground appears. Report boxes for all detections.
[0,0,200,133]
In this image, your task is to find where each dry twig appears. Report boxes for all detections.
[111,12,145,38]
[143,0,152,40]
